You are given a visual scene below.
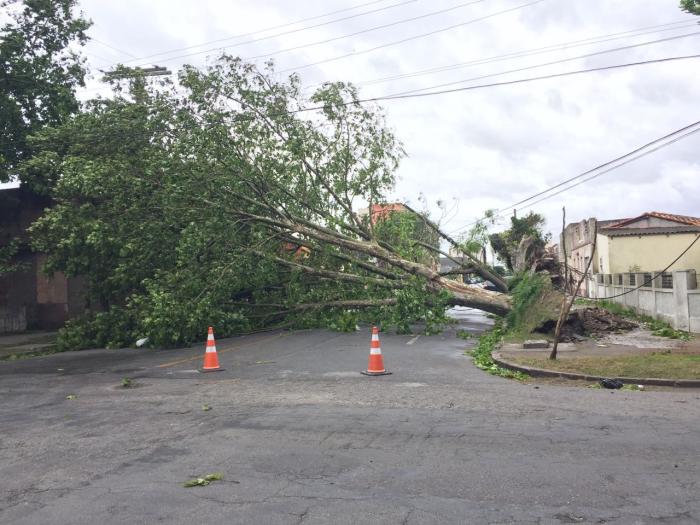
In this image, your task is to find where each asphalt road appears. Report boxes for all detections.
[1,308,699,524]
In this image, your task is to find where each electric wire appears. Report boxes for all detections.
[6,55,700,148]
[447,119,700,235]
[289,54,700,112]
[385,30,700,97]
[278,0,545,73]
[243,0,488,62]
[90,38,137,59]
[119,0,422,68]
[342,20,698,89]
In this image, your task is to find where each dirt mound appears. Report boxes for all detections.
[535,307,637,341]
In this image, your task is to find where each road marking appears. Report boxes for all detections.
[407,335,420,345]
[157,332,288,369]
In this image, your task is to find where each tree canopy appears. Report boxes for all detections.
[1,0,91,190]
[680,0,700,15]
[28,58,511,349]
[489,212,550,271]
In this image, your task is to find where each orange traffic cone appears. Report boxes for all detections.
[201,326,224,372]
[361,326,391,376]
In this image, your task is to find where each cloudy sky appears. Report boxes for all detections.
[8,0,700,238]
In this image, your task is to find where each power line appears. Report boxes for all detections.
[90,38,137,59]
[508,122,700,214]
[11,55,700,164]
[278,0,545,73]
[528,128,700,207]
[244,0,487,61]
[344,20,698,89]
[448,119,700,234]
[290,54,700,113]
[385,30,700,97]
[29,52,700,125]
[121,0,421,68]
[520,127,700,210]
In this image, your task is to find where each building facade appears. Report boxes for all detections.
[0,187,87,332]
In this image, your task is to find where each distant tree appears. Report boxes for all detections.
[680,0,700,15]
[0,0,91,191]
[489,212,550,271]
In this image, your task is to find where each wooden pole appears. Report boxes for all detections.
[550,221,597,360]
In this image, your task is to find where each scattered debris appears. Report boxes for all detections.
[121,377,133,388]
[66,394,77,400]
[254,360,275,365]
[536,307,637,341]
[183,472,223,487]
[135,337,149,347]
[202,404,212,411]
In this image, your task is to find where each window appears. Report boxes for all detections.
[629,274,636,286]
[643,273,653,287]
[661,273,673,289]
[617,274,623,285]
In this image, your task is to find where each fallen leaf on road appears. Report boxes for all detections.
[183,472,223,487]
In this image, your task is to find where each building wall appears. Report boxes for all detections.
[601,233,700,274]
[588,270,698,332]
[596,233,611,274]
[0,187,88,332]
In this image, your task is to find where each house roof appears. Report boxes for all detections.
[607,211,700,229]
[602,225,700,237]
[597,218,629,228]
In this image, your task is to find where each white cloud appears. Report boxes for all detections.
[76,0,700,236]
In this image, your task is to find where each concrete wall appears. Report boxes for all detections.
[588,270,698,332]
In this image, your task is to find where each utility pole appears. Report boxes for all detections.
[102,65,172,80]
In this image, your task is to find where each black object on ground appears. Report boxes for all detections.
[600,378,624,389]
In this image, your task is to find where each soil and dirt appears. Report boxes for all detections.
[534,306,638,342]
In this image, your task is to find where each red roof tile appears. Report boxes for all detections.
[607,211,700,228]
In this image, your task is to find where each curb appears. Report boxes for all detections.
[492,352,700,388]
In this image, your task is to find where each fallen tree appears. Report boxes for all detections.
[28,57,511,348]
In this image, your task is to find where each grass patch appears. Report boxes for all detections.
[468,321,528,381]
[510,353,700,380]
[577,299,691,341]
